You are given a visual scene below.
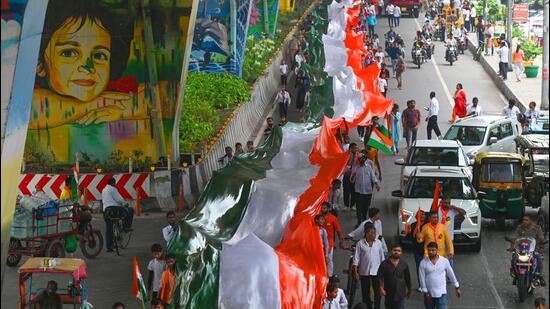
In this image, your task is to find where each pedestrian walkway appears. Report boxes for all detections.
[467,33,543,111]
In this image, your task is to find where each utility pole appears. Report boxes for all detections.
[482,0,487,23]
[506,0,513,68]
[542,0,549,110]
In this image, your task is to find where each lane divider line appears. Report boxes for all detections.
[413,18,455,108]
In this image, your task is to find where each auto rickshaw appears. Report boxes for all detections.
[18,258,90,308]
[516,134,549,200]
[472,152,534,225]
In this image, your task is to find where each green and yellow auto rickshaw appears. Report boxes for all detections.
[472,152,532,225]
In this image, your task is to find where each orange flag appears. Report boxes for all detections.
[399,208,411,235]
[430,179,440,213]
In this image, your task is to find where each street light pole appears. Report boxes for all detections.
[482,0,487,24]
[506,0,513,67]
[542,0,549,110]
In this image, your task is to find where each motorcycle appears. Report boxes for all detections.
[445,43,458,65]
[412,46,425,69]
[423,35,435,59]
[433,26,441,41]
[458,36,468,54]
[505,237,548,302]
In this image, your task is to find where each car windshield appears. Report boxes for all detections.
[444,126,486,146]
[408,147,460,166]
[481,162,522,183]
[406,177,476,199]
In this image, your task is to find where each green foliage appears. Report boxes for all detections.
[179,72,250,152]
[242,10,298,83]
[242,36,278,82]
[512,25,525,39]
[477,0,506,22]
[520,40,543,61]
[185,72,250,109]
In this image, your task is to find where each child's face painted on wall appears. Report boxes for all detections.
[38,17,111,102]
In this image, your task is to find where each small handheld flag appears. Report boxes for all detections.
[133,257,148,305]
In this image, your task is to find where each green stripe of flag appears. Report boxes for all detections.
[367,137,393,154]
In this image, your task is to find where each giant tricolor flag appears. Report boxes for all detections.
[165,1,393,308]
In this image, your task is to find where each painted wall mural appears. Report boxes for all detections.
[188,0,253,76]
[24,0,196,165]
[247,0,280,37]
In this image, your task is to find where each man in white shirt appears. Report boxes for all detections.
[353,224,385,309]
[502,99,521,121]
[419,242,461,308]
[497,41,509,80]
[378,76,388,97]
[393,5,401,27]
[349,208,388,255]
[377,0,384,16]
[102,178,134,252]
[469,6,476,32]
[386,4,395,27]
[375,47,385,64]
[524,101,541,124]
[351,156,380,226]
[279,59,288,86]
[425,91,442,140]
[276,85,291,119]
[467,97,482,116]
[162,211,178,244]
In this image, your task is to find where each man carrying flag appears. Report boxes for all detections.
[416,180,454,258]
[438,196,466,268]
[366,115,394,181]
[366,115,394,155]
[134,256,148,307]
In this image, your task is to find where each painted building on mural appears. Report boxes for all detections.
[188,0,253,76]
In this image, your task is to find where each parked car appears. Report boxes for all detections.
[523,113,549,134]
[394,140,471,190]
[444,116,520,162]
[392,167,482,251]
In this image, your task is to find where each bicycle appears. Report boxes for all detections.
[104,206,132,256]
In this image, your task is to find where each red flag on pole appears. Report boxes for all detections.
[430,179,440,212]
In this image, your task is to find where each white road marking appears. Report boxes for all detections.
[480,248,506,309]
[413,18,455,108]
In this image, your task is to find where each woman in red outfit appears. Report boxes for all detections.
[451,83,467,123]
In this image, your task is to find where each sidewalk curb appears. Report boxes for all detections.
[466,39,527,112]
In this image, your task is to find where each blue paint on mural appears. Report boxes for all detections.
[189,0,252,76]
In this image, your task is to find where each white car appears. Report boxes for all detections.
[444,116,520,162]
[392,168,482,251]
[394,140,471,191]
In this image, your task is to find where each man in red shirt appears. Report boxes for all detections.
[321,202,347,277]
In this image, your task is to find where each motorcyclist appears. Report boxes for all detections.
[451,23,462,41]
[510,214,546,286]
[445,33,457,60]
[422,19,433,37]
